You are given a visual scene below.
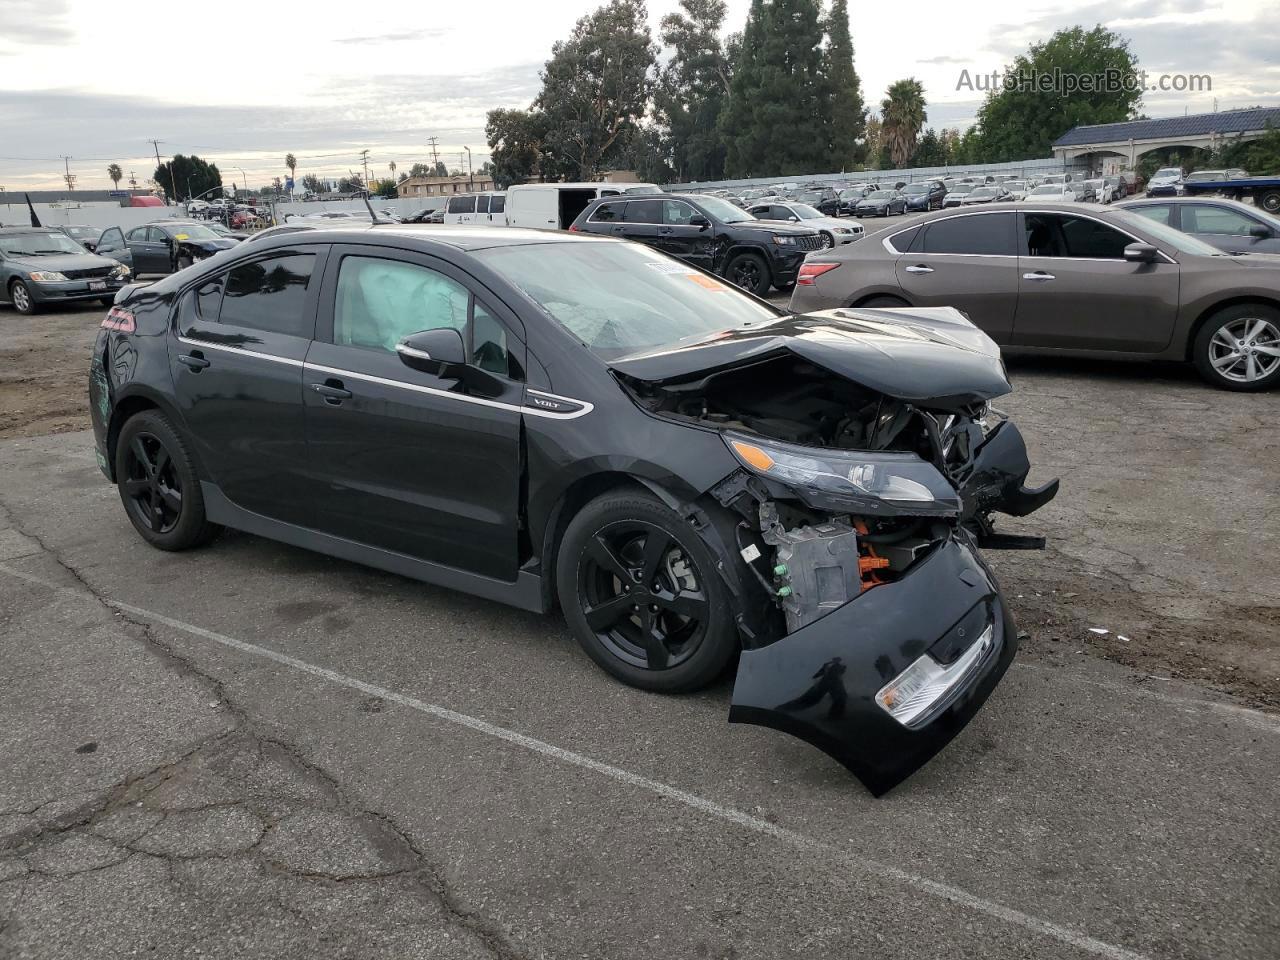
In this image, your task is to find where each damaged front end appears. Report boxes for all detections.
[612,308,1058,795]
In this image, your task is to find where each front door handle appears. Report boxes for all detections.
[1023,271,1056,281]
[904,264,933,274]
[310,381,352,404]
[177,352,210,370]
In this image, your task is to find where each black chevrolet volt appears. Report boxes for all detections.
[89,224,1057,795]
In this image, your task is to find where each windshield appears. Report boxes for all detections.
[1110,210,1226,257]
[476,240,781,360]
[1005,181,1026,190]
[950,184,974,194]
[789,203,824,219]
[1154,168,1181,178]
[62,226,99,238]
[867,190,893,199]
[902,184,928,195]
[696,195,755,223]
[970,188,995,198]
[623,185,662,195]
[0,232,88,256]
[161,223,221,240]
[1029,185,1062,195]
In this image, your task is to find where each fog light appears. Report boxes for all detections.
[875,624,995,728]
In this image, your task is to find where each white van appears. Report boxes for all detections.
[443,191,507,225]
[504,182,661,230]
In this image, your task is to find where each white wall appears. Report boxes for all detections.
[4,202,184,231]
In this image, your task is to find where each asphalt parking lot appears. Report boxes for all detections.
[2,293,1278,959]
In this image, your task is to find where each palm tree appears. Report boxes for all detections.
[881,79,927,169]
[389,160,396,180]
[107,163,123,192]
[284,153,297,192]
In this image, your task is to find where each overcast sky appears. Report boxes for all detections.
[1,0,1274,191]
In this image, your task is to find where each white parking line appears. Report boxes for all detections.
[0,561,1150,960]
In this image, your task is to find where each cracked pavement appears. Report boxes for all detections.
[1,303,1278,959]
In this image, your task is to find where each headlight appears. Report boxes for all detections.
[109,263,131,278]
[772,235,797,246]
[724,434,960,515]
[876,623,995,727]
[834,227,851,234]
[28,271,68,282]
[977,404,1007,436]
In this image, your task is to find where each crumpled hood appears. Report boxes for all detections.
[181,237,238,251]
[609,307,1011,407]
[7,252,118,273]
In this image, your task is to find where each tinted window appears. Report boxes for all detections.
[219,254,315,337]
[490,196,505,214]
[196,278,223,321]
[1183,205,1257,236]
[476,196,490,214]
[624,199,662,224]
[590,200,626,222]
[922,213,1015,255]
[1024,213,1132,259]
[1128,204,1172,226]
[662,200,699,225]
[447,196,476,214]
[886,225,921,253]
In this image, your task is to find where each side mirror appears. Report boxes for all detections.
[1124,243,1160,263]
[787,215,799,222]
[689,214,709,228]
[1249,224,1272,239]
[397,327,466,375]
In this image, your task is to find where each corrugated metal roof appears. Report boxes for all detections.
[1053,108,1280,147]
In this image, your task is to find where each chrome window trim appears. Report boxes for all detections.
[176,335,305,367]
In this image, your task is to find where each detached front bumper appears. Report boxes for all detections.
[730,535,1015,796]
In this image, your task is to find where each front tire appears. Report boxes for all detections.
[819,231,834,249]
[115,411,222,550]
[9,279,36,314]
[1259,191,1280,214]
[724,252,771,296]
[556,491,738,693]
[1192,304,1280,391]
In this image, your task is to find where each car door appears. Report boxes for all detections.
[302,245,525,581]
[584,199,627,237]
[94,227,133,271]
[1182,203,1280,254]
[168,245,326,526]
[658,198,715,272]
[125,226,158,273]
[617,198,662,250]
[892,211,1020,343]
[475,195,491,224]
[1013,211,1179,352]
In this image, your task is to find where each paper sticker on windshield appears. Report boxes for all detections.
[644,260,696,275]
[174,233,190,241]
[687,273,728,291]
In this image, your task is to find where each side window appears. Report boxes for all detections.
[97,228,124,253]
[590,200,625,222]
[334,256,468,352]
[471,302,510,376]
[146,227,167,243]
[490,196,506,214]
[624,200,662,224]
[476,196,490,214]
[662,200,697,225]
[1058,215,1132,258]
[1129,205,1172,226]
[1183,205,1256,236]
[922,213,1015,255]
[447,196,476,214]
[886,225,921,253]
[126,226,148,243]
[196,278,223,322]
[219,253,316,337]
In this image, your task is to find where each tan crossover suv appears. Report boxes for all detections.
[788,203,1280,390]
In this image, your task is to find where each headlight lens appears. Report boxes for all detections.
[834,227,851,234]
[109,263,131,278]
[772,235,796,246]
[876,623,995,727]
[724,434,960,515]
[28,271,68,282]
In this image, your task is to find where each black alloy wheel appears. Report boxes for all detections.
[726,253,770,296]
[115,411,221,550]
[557,491,737,693]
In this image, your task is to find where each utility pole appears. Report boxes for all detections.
[60,156,76,193]
[148,138,177,203]
[464,146,473,190]
[426,137,440,174]
[359,149,371,192]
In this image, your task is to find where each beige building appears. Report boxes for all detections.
[397,175,496,198]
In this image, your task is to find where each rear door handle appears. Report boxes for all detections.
[1023,271,1056,281]
[177,353,210,370]
[310,381,352,404]
[904,264,933,274]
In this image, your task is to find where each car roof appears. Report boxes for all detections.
[0,226,64,235]
[254,222,615,252]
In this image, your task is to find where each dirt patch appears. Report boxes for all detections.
[0,304,101,440]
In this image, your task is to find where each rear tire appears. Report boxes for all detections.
[556,491,738,694]
[115,411,222,550]
[858,295,909,308]
[1260,191,1280,214]
[724,252,771,296]
[1192,304,1280,391]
